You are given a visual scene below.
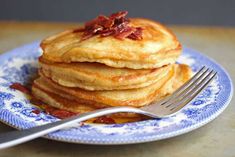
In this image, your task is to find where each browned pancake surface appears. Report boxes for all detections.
[40,18,181,69]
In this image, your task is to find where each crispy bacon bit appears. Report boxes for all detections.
[114,27,135,40]
[50,110,77,119]
[32,109,40,114]
[10,83,31,95]
[110,11,128,19]
[93,116,116,124]
[74,11,143,41]
[127,27,143,40]
[44,106,78,119]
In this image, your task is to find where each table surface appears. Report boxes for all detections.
[0,21,234,157]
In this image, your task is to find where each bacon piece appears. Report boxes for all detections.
[50,110,77,119]
[100,29,115,37]
[93,116,116,124]
[97,15,114,28]
[128,27,143,40]
[113,21,129,34]
[44,105,78,119]
[32,109,40,114]
[75,11,143,41]
[110,11,128,20]
[10,83,31,95]
[115,27,136,40]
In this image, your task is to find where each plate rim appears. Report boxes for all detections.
[0,41,233,145]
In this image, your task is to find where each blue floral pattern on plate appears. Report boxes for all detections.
[0,42,233,144]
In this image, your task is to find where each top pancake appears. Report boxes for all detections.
[40,18,181,69]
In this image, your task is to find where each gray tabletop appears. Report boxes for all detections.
[0,22,234,157]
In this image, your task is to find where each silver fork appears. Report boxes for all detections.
[0,66,216,149]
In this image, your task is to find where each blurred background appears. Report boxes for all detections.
[0,0,235,26]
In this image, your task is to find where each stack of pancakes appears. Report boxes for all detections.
[32,18,192,122]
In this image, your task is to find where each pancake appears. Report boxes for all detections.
[32,85,97,113]
[39,57,171,90]
[32,86,144,120]
[32,64,192,108]
[40,18,181,69]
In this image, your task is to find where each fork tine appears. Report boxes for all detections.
[164,68,214,108]
[158,66,208,106]
[167,69,216,109]
[169,71,217,112]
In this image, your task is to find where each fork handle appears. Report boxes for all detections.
[0,106,147,149]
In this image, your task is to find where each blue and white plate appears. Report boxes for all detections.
[0,42,233,144]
